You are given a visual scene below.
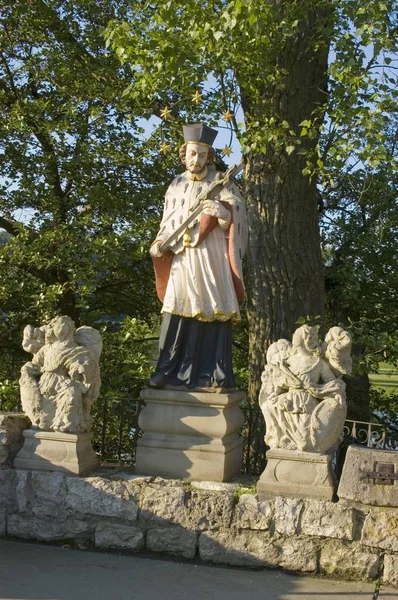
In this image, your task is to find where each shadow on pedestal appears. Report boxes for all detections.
[257,448,337,501]
[14,429,99,476]
[135,388,245,482]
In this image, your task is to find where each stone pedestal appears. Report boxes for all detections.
[257,448,337,501]
[14,429,99,475]
[135,388,245,481]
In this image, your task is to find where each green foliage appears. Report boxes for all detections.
[0,1,168,459]
[1,0,397,469]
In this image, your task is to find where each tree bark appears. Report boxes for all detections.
[237,6,332,470]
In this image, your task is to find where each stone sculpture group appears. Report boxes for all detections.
[260,324,352,454]
[20,315,102,433]
[14,123,352,495]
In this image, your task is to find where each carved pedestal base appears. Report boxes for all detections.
[257,448,337,501]
[14,429,99,475]
[135,388,245,481]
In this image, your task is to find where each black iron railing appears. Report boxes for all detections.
[92,396,144,463]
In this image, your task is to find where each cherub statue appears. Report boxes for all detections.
[259,324,352,454]
[20,316,102,433]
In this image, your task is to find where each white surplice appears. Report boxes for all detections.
[154,167,247,323]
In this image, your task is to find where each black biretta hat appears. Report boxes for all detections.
[183,123,218,147]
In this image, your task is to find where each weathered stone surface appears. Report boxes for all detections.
[0,469,16,510]
[7,514,92,542]
[66,477,138,521]
[188,490,234,530]
[233,494,272,530]
[0,446,7,465]
[258,449,337,501]
[301,500,355,540]
[14,429,99,475]
[146,526,197,559]
[199,531,280,567]
[19,317,102,434]
[0,508,5,536]
[14,470,30,513]
[361,510,398,552]
[338,445,398,507]
[136,388,244,482]
[139,485,187,527]
[276,537,318,572]
[274,497,304,535]
[95,522,144,551]
[320,539,380,580]
[0,413,31,465]
[383,555,398,587]
[190,481,239,493]
[139,484,234,531]
[27,471,67,518]
[259,326,351,455]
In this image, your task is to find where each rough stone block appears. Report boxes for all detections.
[0,508,5,536]
[276,537,318,573]
[66,477,138,521]
[14,470,30,513]
[0,469,16,510]
[338,445,398,507]
[0,447,7,465]
[383,555,398,588]
[274,497,304,535]
[361,510,398,552]
[320,539,380,580]
[0,413,31,466]
[7,514,92,542]
[146,526,197,558]
[199,530,280,568]
[95,522,144,551]
[27,471,67,518]
[188,490,234,530]
[139,484,187,527]
[233,494,272,530]
[301,499,355,540]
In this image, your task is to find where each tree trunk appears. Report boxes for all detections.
[238,6,331,471]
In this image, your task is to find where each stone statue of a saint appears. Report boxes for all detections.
[149,124,247,390]
[259,325,352,454]
[20,316,102,433]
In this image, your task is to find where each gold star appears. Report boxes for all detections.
[192,91,202,105]
[222,109,234,122]
[160,106,173,121]
[160,142,171,154]
[222,145,232,156]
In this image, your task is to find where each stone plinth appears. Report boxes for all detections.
[257,448,337,501]
[338,445,398,506]
[135,388,245,481]
[14,429,99,475]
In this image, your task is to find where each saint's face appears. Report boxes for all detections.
[185,142,209,174]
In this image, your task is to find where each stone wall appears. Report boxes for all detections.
[0,467,397,587]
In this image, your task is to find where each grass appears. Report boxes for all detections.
[369,362,398,393]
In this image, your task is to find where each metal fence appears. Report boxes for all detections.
[92,396,144,464]
[343,419,389,449]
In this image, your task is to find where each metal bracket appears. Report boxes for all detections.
[361,462,397,485]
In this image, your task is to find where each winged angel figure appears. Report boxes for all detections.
[20,316,102,433]
[259,325,352,453]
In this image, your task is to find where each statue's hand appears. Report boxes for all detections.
[150,241,164,258]
[202,200,230,221]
